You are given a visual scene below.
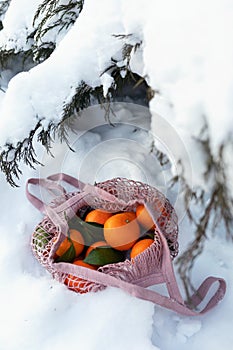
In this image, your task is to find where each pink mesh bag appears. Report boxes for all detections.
[26,173,226,315]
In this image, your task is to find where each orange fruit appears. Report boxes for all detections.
[130,238,154,259]
[136,205,155,230]
[64,259,97,294]
[85,240,109,257]
[136,203,169,230]
[55,229,84,258]
[85,209,113,225]
[104,212,140,251]
[73,259,97,269]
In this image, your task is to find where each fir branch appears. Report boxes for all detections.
[0,47,34,71]
[150,140,170,167]
[176,182,231,304]
[101,36,142,83]
[100,37,152,104]
[61,81,110,124]
[173,131,233,302]
[0,121,42,187]
[111,68,150,106]
[195,127,233,238]
[54,114,77,150]
[49,81,112,150]
[62,81,93,121]
[33,0,84,43]
[122,41,142,67]
[0,48,16,68]
[0,0,11,19]
[0,120,62,186]
[37,121,55,155]
[112,34,133,40]
[32,41,56,62]
[61,64,151,136]
[33,0,60,23]
[112,33,142,69]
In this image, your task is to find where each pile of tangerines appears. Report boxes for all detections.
[54,204,164,292]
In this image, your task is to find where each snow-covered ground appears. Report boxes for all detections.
[0,106,232,350]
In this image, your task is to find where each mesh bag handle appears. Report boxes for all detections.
[27,173,226,315]
[26,173,122,214]
[26,173,87,213]
[55,261,226,316]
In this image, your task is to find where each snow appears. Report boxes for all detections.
[0,0,41,51]
[0,0,233,349]
[1,108,232,349]
[152,231,233,350]
[143,0,233,184]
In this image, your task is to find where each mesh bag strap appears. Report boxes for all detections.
[47,173,86,189]
[26,173,85,214]
[55,262,226,316]
[26,173,126,215]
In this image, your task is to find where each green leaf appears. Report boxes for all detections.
[34,227,51,250]
[55,239,76,263]
[85,222,104,228]
[77,206,93,220]
[142,232,154,240]
[84,222,104,241]
[84,247,125,266]
[68,216,104,245]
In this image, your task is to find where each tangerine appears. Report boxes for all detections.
[136,202,169,226]
[85,240,109,257]
[55,229,84,258]
[136,205,155,230]
[130,238,154,259]
[64,259,97,294]
[73,259,97,269]
[85,209,113,225]
[104,212,140,251]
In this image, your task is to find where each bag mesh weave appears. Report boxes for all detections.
[31,177,179,294]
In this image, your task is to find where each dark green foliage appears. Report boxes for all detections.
[0,0,10,20]
[62,82,100,121]
[84,247,125,266]
[0,0,84,68]
[0,48,34,71]
[0,122,42,187]
[150,140,170,167]
[61,81,113,128]
[0,48,15,68]
[33,0,84,39]
[32,0,84,63]
[37,121,56,155]
[32,41,56,63]
[110,68,150,106]
[103,35,142,75]
[173,128,233,302]
[101,36,153,106]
